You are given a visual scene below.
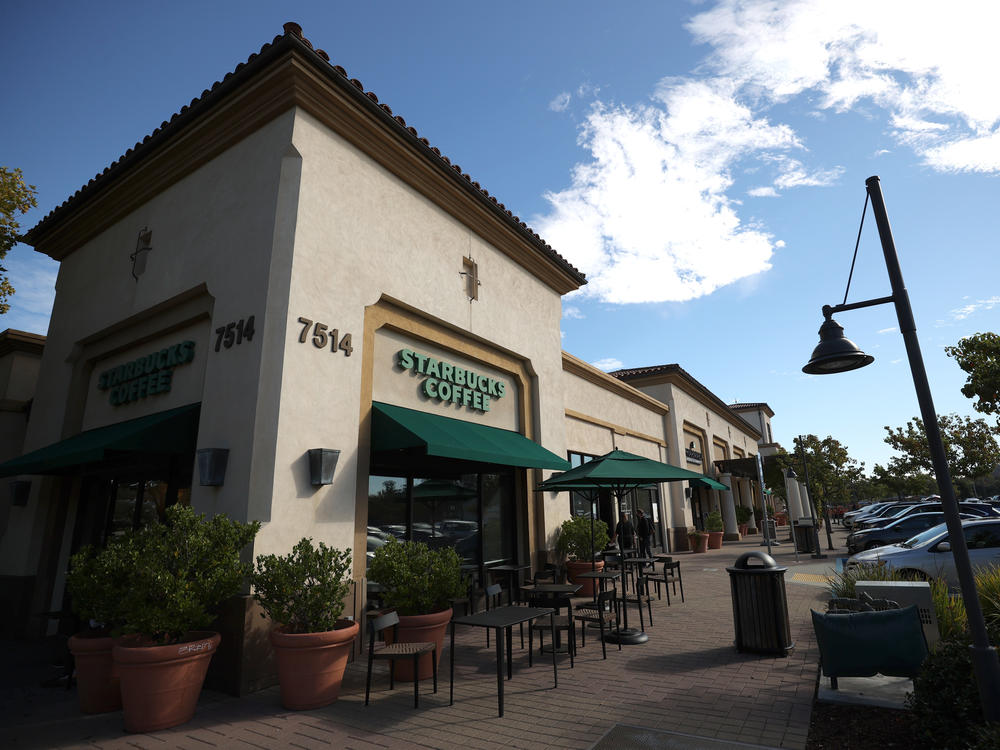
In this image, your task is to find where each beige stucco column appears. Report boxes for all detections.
[745,483,759,533]
[799,482,814,522]
[719,473,740,541]
[785,472,803,523]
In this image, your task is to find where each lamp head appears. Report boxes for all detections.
[802,309,874,375]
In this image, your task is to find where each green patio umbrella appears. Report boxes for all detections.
[537,449,721,644]
[536,449,729,555]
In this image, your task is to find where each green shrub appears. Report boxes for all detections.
[975,564,1000,630]
[735,505,753,525]
[907,634,982,749]
[930,576,968,642]
[103,505,259,644]
[705,511,724,532]
[66,543,132,633]
[825,562,908,599]
[367,537,466,616]
[252,538,353,634]
[556,514,609,560]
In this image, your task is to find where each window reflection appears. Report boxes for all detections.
[366,471,514,569]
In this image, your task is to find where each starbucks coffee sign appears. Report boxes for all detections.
[98,341,195,406]
[396,348,505,413]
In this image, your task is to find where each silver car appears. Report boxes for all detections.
[847,518,1000,587]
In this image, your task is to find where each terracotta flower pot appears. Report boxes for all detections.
[68,632,121,714]
[688,534,709,553]
[270,620,359,710]
[393,608,452,681]
[738,523,749,537]
[112,631,220,733]
[566,559,604,597]
[707,531,724,549]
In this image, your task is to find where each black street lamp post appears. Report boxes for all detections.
[803,175,1000,720]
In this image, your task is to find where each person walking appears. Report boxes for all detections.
[613,511,636,551]
[636,509,652,558]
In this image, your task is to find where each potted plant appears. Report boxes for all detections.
[251,538,358,710]
[688,528,709,553]
[65,545,130,714]
[108,505,259,733]
[735,505,753,537]
[367,537,466,681]
[705,511,725,549]
[556,515,609,596]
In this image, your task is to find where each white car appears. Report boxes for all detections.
[847,518,1000,588]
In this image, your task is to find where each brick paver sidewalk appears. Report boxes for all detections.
[2,533,836,749]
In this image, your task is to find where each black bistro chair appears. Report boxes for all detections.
[625,573,654,632]
[526,588,575,668]
[574,588,621,659]
[365,611,437,709]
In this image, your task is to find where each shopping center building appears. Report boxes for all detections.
[0,24,772,693]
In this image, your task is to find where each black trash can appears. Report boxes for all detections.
[792,519,815,553]
[727,551,794,656]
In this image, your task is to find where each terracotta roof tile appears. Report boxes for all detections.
[26,23,585,284]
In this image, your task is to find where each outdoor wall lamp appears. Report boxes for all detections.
[9,480,30,507]
[803,175,1000,719]
[308,448,340,486]
[196,448,229,486]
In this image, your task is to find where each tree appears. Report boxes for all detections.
[946,333,1000,428]
[0,166,38,314]
[882,413,1000,493]
[791,434,865,513]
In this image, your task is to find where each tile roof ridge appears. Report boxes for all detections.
[26,22,585,285]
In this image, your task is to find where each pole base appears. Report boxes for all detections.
[603,628,649,645]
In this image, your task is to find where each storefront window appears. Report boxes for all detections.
[367,471,514,568]
[413,476,479,561]
[482,473,514,564]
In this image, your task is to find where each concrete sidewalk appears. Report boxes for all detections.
[1,532,844,749]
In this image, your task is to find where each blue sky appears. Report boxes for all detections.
[3,1,999,472]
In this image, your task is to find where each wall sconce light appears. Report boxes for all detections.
[9,480,30,507]
[196,448,229,486]
[308,449,340,486]
[130,227,153,281]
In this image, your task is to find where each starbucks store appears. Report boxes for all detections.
[0,23,768,694]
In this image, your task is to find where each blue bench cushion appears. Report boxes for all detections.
[811,604,928,679]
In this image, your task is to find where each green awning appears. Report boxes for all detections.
[692,475,730,491]
[0,403,200,478]
[372,401,570,470]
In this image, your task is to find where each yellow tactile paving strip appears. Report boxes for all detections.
[789,572,831,585]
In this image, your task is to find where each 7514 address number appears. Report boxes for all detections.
[297,317,353,356]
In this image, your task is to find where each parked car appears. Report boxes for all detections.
[843,502,896,529]
[849,501,922,529]
[847,518,1000,587]
[846,512,975,554]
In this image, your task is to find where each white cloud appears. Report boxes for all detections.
[537,0,1000,305]
[2,251,57,334]
[689,1,1000,171]
[591,357,624,372]
[549,92,571,112]
[948,296,1000,321]
[536,81,794,303]
[562,305,584,319]
[877,326,898,334]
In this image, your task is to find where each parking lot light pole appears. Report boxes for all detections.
[803,176,1000,721]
